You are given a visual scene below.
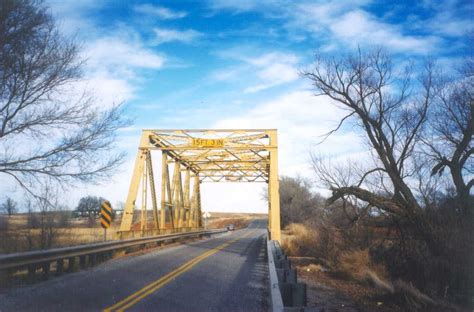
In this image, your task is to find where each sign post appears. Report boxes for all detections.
[202,211,211,229]
[100,201,113,241]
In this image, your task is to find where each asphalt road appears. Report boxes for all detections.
[0,220,269,312]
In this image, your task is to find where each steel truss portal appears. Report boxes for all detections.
[119,129,281,242]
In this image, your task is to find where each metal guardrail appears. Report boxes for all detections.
[267,239,307,311]
[268,239,285,312]
[0,228,227,282]
[116,227,201,240]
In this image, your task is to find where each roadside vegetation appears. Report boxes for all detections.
[279,48,472,311]
[0,202,262,254]
[0,193,121,254]
[280,178,471,311]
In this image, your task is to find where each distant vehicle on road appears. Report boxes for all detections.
[227,224,235,231]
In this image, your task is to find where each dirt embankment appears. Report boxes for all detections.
[294,260,403,311]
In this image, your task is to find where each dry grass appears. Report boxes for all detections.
[300,263,326,273]
[281,223,319,258]
[283,223,441,311]
[338,250,388,282]
[282,223,389,284]
[0,227,119,253]
[207,212,265,229]
[0,214,121,253]
[208,217,252,229]
[55,228,119,245]
[0,212,264,253]
[391,280,437,311]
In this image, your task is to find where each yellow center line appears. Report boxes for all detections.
[103,230,256,312]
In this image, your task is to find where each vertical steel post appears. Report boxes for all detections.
[184,169,191,228]
[190,175,199,228]
[171,161,181,228]
[161,152,168,229]
[177,167,185,228]
[146,151,159,231]
[141,158,147,233]
[119,132,150,231]
[196,178,202,228]
[268,130,281,242]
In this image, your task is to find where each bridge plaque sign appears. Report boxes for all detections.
[191,138,224,147]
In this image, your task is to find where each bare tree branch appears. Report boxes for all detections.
[0,0,129,193]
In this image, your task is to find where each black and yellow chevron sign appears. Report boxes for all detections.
[100,201,113,229]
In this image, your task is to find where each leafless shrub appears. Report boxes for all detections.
[23,186,65,250]
[0,215,8,231]
[0,230,23,253]
[55,205,71,228]
[279,176,324,227]
[26,206,40,228]
[1,197,18,216]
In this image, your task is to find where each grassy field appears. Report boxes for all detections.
[0,212,266,254]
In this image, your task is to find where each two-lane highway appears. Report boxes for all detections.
[0,220,269,312]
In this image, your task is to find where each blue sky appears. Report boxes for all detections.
[7,0,472,212]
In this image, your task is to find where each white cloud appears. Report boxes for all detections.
[426,11,472,37]
[85,37,165,72]
[249,53,300,92]
[207,0,262,12]
[77,35,165,105]
[288,4,438,54]
[47,0,105,37]
[208,0,439,54]
[134,4,187,19]
[48,1,168,108]
[84,72,135,104]
[329,10,436,53]
[214,50,300,93]
[211,66,247,81]
[245,62,299,93]
[152,28,203,45]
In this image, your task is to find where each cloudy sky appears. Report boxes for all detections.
[7,0,471,213]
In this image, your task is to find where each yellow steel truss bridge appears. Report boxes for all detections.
[119,129,281,241]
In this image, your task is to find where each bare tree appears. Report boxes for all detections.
[76,195,105,217]
[0,0,127,195]
[304,49,473,305]
[25,186,64,250]
[1,197,18,216]
[279,176,323,227]
[421,57,473,213]
[303,49,441,251]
